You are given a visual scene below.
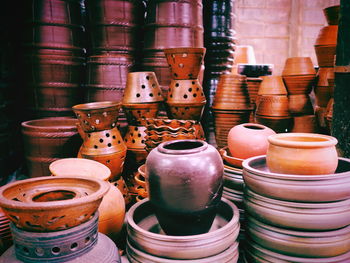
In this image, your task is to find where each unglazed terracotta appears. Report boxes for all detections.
[266,133,338,175]
[288,94,314,115]
[291,115,319,133]
[258,76,288,96]
[219,147,244,168]
[233,45,256,65]
[282,57,316,76]
[145,140,223,235]
[228,123,276,159]
[0,176,109,232]
[49,158,125,241]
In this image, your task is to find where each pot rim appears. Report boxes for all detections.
[21,117,78,130]
[157,139,208,155]
[72,101,121,111]
[267,133,337,148]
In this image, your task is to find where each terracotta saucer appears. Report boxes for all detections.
[219,147,244,168]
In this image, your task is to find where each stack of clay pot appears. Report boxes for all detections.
[141,0,204,96]
[282,57,318,133]
[21,117,82,178]
[20,0,86,119]
[72,101,130,205]
[0,208,12,255]
[121,72,164,204]
[211,74,252,148]
[242,139,350,262]
[0,176,121,262]
[255,76,293,133]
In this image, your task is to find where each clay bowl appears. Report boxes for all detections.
[72,101,121,132]
[236,64,273,77]
[247,216,350,258]
[288,94,314,115]
[282,57,316,76]
[258,76,287,95]
[255,95,290,117]
[0,176,110,232]
[245,239,350,263]
[126,198,240,260]
[323,5,340,25]
[315,25,338,46]
[244,188,350,231]
[242,155,350,203]
[219,147,244,168]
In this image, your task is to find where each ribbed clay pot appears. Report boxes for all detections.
[288,94,314,115]
[282,75,316,95]
[227,123,275,160]
[291,115,319,133]
[145,140,223,236]
[314,26,338,67]
[266,133,338,175]
[49,158,125,241]
[282,57,316,76]
[258,76,288,96]
[255,95,290,117]
[242,156,350,203]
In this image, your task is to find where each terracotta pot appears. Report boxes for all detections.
[219,147,244,168]
[323,5,340,25]
[291,115,319,133]
[314,86,332,107]
[126,197,239,260]
[49,158,125,241]
[317,67,334,87]
[246,77,263,104]
[21,117,82,178]
[282,75,315,94]
[244,188,350,231]
[282,57,316,76]
[242,156,350,202]
[314,45,337,67]
[164,47,206,80]
[255,115,294,133]
[288,94,314,115]
[227,123,275,159]
[234,45,256,65]
[0,176,109,232]
[255,95,290,117]
[258,76,288,95]
[122,103,161,126]
[315,26,338,46]
[266,133,338,175]
[145,140,223,235]
[123,125,147,151]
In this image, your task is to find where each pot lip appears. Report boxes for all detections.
[21,117,78,130]
[243,155,349,180]
[0,176,110,210]
[157,139,208,155]
[126,197,240,241]
[267,132,338,148]
[49,158,111,181]
[72,101,121,111]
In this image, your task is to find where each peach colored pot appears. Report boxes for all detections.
[255,95,290,117]
[227,123,275,159]
[266,133,338,175]
[258,76,287,96]
[282,57,316,76]
[233,45,256,65]
[282,75,315,95]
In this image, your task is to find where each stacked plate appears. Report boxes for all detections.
[0,208,12,255]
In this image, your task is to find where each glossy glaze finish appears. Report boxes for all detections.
[145,140,223,235]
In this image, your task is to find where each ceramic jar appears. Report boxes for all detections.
[266,133,338,175]
[145,139,223,236]
[227,123,276,159]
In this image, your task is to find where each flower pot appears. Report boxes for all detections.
[266,133,338,175]
[145,140,223,235]
[258,76,287,96]
[233,45,256,65]
[282,57,316,76]
[288,94,314,115]
[255,95,290,117]
[282,75,315,94]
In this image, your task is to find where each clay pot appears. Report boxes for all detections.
[145,140,223,235]
[126,197,239,260]
[124,125,147,151]
[255,95,290,117]
[314,86,332,107]
[219,147,244,168]
[242,155,350,203]
[21,117,82,178]
[315,105,328,130]
[323,5,340,25]
[258,76,288,96]
[122,103,161,126]
[291,115,319,133]
[246,77,263,104]
[0,176,109,232]
[49,158,125,241]
[282,75,316,94]
[282,57,316,76]
[315,26,338,46]
[288,94,314,115]
[266,133,338,175]
[234,45,256,65]
[255,115,294,133]
[227,123,276,159]
[314,45,337,67]
[317,67,335,86]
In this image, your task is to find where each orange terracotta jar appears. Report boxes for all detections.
[266,133,338,175]
[227,123,276,159]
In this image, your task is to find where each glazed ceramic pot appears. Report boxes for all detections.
[227,123,276,159]
[49,158,125,241]
[266,133,338,175]
[0,176,109,232]
[145,140,223,235]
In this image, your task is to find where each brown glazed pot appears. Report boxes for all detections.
[145,140,223,236]
[0,176,109,232]
[21,117,82,178]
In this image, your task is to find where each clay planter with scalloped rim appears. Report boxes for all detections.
[0,176,109,232]
[266,133,338,175]
[164,47,205,80]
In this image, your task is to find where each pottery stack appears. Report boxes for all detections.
[121,72,164,204]
[282,57,318,133]
[20,0,86,119]
[141,0,204,97]
[202,0,236,141]
[212,74,252,148]
[255,76,293,133]
[242,133,350,262]
[0,176,121,262]
[0,208,12,256]
[314,5,339,135]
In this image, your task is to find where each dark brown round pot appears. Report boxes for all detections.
[145,139,224,236]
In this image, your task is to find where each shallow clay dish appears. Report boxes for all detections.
[219,147,243,168]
